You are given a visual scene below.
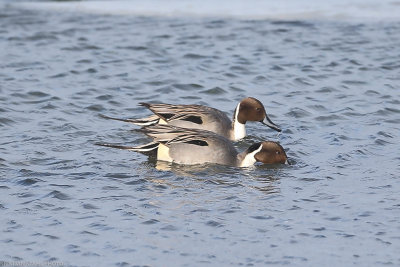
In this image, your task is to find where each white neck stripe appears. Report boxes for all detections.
[233,102,246,141]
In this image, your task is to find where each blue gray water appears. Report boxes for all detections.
[1,4,400,267]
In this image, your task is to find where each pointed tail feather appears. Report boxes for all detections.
[139,102,151,108]
[99,114,159,126]
[139,124,185,140]
[95,142,159,153]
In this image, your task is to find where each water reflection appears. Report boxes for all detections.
[141,160,283,194]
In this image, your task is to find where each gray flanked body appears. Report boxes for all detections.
[100,97,281,141]
[97,125,288,167]
[167,133,238,166]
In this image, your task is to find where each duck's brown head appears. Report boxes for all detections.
[240,141,288,167]
[255,141,288,164]
[236,97,281,132]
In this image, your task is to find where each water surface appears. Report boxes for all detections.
[1,4,400,267]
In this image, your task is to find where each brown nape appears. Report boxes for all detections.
[237,97,266,124]
[255,141,288,164]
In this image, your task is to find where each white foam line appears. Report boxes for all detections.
[10,0,400,21]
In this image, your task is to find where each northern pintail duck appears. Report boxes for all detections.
[101,97,281,141]
[97,125,288,167]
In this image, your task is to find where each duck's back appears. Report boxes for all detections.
[146,103,233,138]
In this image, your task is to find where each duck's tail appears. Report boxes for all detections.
[95,142,159,154]
[99,114,159,126]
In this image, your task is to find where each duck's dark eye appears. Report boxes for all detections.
[276,151,280,155]
[256,107,261,111]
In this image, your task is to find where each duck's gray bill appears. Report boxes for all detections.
[261,116,281,132]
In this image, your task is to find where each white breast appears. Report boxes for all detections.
[240,145,262,167]
[157,143,173,162]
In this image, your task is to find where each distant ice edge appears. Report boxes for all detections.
[10,0,400,21]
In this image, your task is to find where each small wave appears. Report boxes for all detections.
[173,83,204,90]
[16,178,42,186]
[86,104,105,112]
[183,53,209,59]
[82,203,99,210]
[0,117,15,126]
[315,114,345,121]
[61,45,102,51]
[116,45,148,51]
[286,108,312,118]
[44,190,72,200]
[200,87,227,95]
[142,219,159,225]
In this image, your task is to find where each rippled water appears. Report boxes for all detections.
[1,4,400,267]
